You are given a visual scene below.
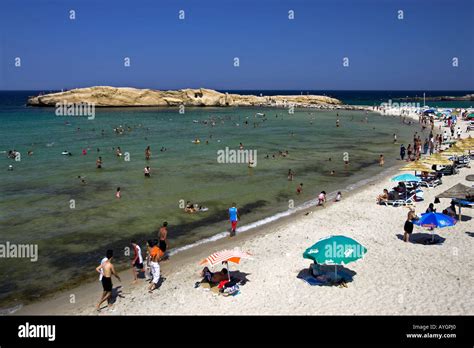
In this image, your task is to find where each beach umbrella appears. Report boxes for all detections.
[200,248,252,280]
[414,212,457,229]
[303,235,367,281]
[400,161,434,173]
[414,212,457,243]
[422,154,453,166]
[391,173,421,182]
[436,183,474,220]
[440,145,465,156]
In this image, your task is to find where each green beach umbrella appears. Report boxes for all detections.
[303,235,367,265]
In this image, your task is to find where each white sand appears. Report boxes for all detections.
[16,116,474,316]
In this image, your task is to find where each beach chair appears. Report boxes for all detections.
[420,177,442,188]
[381,192,417,207]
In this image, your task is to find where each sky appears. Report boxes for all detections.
[0,0,473,91]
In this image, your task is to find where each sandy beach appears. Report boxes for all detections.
[14,115,474,316]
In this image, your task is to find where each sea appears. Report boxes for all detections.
[0,90,472,308]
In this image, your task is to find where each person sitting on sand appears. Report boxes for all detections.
[377,189,390,204]
[426,203,436,213]
[198,267,229,285]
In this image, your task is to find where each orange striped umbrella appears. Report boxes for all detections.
[200,249,252,266]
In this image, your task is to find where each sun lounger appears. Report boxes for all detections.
[419,178,442,188]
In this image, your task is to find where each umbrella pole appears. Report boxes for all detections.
[227,262,231,281]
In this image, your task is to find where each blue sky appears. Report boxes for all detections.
[0,0,473,90]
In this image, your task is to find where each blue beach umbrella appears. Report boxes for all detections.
[391,173,421,182]
[414,212,457,228]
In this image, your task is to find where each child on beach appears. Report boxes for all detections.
[116,187,121,199]
[131,241,144,283]
[296,183,303,194]
[318,191,326,206]
[335,192,342,202]
[229,203,239,237]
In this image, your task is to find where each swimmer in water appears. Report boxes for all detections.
[145,146,151,160]
[239,143,244,150]
[116,147,122,157]
[78,175,87,184]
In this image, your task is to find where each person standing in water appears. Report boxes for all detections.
[145,146,151,160]
[400,144,406,161]
[379,154,384,166]
[393,133,397,144]
[287,169,294,181]
[336,119,340,127]
[144,166,151,178]
[96,156,103,169]
[95,249,121,311]
[116,187,121,199]
[229,203,239,237]
[296,183,303,194]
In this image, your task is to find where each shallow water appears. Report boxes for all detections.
[0,96,421,306]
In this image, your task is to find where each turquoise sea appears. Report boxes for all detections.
[0,90,469,307]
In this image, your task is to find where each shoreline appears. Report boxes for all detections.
[9,108,474,316]
[12,163,404,316]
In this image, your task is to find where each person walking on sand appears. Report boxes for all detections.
[158,222,168,253]
[379,154,384,166]
[148,240,164,293]
[131,241,144,283]
[229,203,239,237]
[96,249,121,311]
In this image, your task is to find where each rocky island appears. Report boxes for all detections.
[27,86,342,108]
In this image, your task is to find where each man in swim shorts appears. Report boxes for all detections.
[229,203,239,237]
[96,249,121,311]
[158,222,168,253]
